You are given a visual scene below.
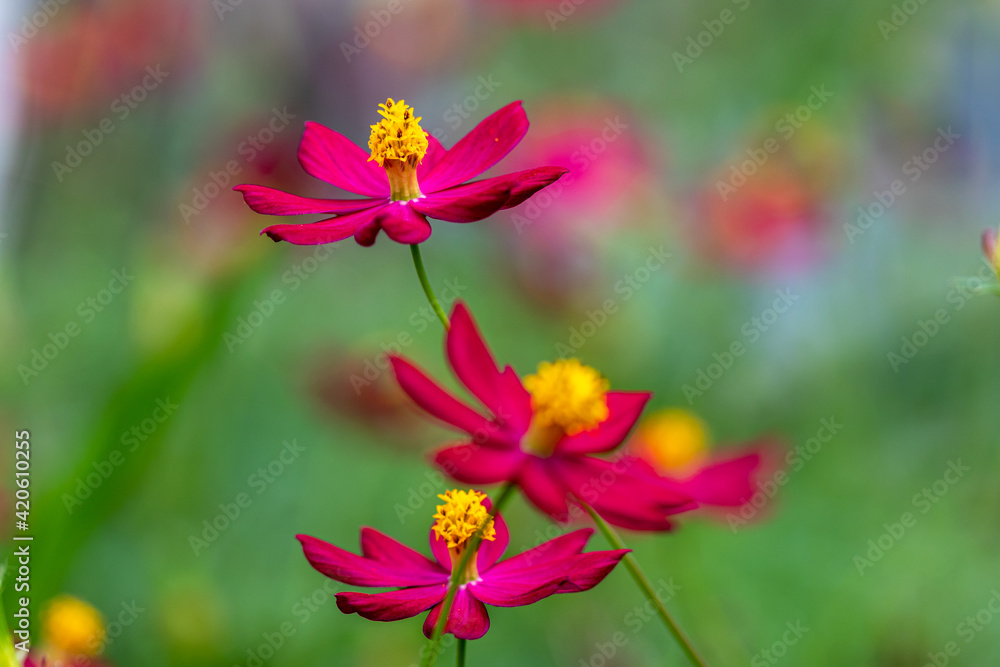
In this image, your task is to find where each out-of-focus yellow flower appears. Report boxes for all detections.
[630,408,710,474]
[42,595,105,659]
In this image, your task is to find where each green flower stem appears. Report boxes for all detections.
[581,503,708,667]
[456,639,467,667]
[977,282,1000,297]
[410,244,450,330]
[0,565,22,667]
[420,482,517,667]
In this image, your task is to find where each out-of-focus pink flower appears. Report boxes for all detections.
[357,0,471,72]
[308,347,423,442]
[694,120,844,274]
[628,408,780,514]
[494,99,666,307]
[983,227,999,275]
[390,302,696,530]
[236,99,566,247]
[480,0,621,26]
[16,0,201,120]
[298,490,628,639]
[696,160,824,274]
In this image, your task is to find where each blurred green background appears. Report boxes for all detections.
[3,0,1000,665]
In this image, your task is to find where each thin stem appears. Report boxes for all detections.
[410,244,450,330]
[976,282,1000,297]
[0,564,21,667]
[456,639,467,667]
[581,502,708,667]
[420,482,517,667]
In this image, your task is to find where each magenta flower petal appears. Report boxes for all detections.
[377,203,433,244]
[360,527,448,579]
[421,101,530,192]
[432,443,527,484]
[983,228,998,265]
[590,507,680,532]
[674,450,763,508]
[418,134,448,180]
[297,121,389,197]
[446,303,512,416]
[336,584,447,622]
[446,302,503,404]
[497,166,571,209]
[483,530,593,585]
[554,550,631,593]
[558,392,651,456]
[518,458,570,520]
[497,366,534,435]
[233,184,383,216]
[353,215,381,247]
[297,533,449,587]
[428,527,451,572]
[261,205,384,245]
[390,356,493,435]
[422,588,491,640]
[413,167,567,223]
[477,510,509,572]
[558,456,697,532]
[468,576,565,608]
[471,530,627,605]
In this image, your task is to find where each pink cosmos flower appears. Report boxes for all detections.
[297,490,628,640]
[983,227,999,275]
[696,159,824,275]
[389,303,697,531]
[627,408,780,513]
[496,98,665,309]
[235,99,567,246]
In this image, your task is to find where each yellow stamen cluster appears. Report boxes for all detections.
[368,98,428,167]
[432,489,496,551]
[635,408,709,472]
[524,359,610,436]
[42,595,105,658]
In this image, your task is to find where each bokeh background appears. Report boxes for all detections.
[2,0,999,665]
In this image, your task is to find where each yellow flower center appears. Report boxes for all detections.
[432,489,496,583]
[634,408,709,473]
[42,595,105,658]
[368,98,428,201]
[523,359,610,444]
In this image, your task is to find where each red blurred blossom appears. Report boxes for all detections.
[696,159,824,274]
[693,121,844,275]
[307,346,423,442]
[983,227,999,275]
[236,100,567,247]
[496,99,666,308]
[297,491,627,640]
[16,0,202,121]
[389,303,697,531]
[359,0,472,73]
[480,0,621,26]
